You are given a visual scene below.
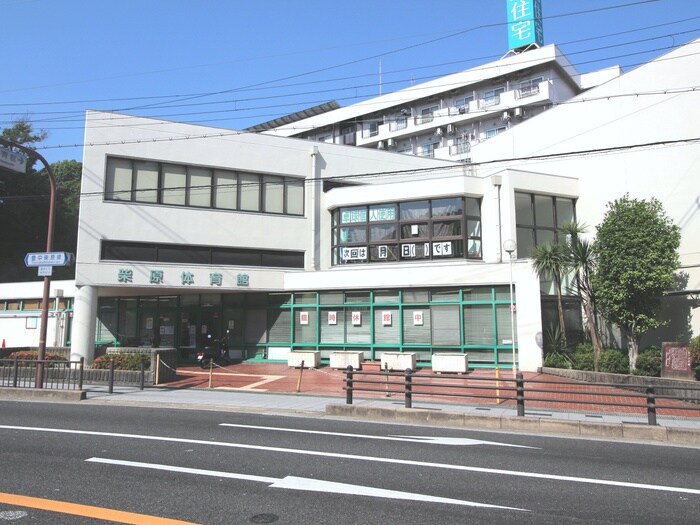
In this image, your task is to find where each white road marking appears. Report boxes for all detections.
[2,425,699,495]
[219,423,538,448]
[86,457,527,511]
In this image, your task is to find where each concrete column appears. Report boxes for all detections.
[70,285,98,363]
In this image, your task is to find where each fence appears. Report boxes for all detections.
[0,358,84,390]
[342,367,700,426]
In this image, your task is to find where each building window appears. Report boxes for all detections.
[485,126,506,139]
[483,87,505,107]
[332,197,481,265]
[417,141,439,158]
[454,95,474,113]
[515,192,576,257]
[416,104,439,125]
[101,240,304,269]
[105,157,304,216]
[519,77,543,98]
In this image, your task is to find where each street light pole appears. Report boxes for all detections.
[0,138,56,388]
[503,239,517,377]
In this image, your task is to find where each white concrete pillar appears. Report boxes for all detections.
[70,285,98,363]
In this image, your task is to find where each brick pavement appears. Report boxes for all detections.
[171,362,700,420]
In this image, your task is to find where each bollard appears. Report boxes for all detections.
[384,361,391,397]
[108,360,115,394]
[345,365,354,405]
[296,360,305,393]
[646,385,657,426]
[208,358,214,388]
[404,368,413,409]
[515,372,525,417]
[12,357,18,388]
[78,357,84,390]
[140,360,145,390]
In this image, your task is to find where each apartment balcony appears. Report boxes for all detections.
[354,80,552,149]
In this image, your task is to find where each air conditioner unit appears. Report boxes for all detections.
[514,107,524,118]
[435,127,443,136]
[377,141,385,149]
[501,111,511,121]
[446,124,455,135]
[458,105,466,114]
[387,138,395,148]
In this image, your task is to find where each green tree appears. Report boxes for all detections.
[532,242,570,349]
[560,221,604,370]
[1,117,47,146]
[0,120,81,281]
[592,195,680,369]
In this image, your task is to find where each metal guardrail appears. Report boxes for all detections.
[0,358,84,390]
[342,367,700,426]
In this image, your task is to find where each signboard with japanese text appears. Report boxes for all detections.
[299,311,309,325]
[413,311,424,326]
[507,0,543,51]
[661,342,694,379]
[25,252,74,267]
[340,208,367,224]
[0,145,27,173]
[327,311,337,325]
[351,311,362,326]
[382,311,392,326]
[341,246,367,261]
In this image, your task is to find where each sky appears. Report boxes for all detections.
[2,0,700,165]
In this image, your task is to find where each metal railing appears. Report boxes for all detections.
[342,367,700,426]
[0,358,84,390]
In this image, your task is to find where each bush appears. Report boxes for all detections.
[8,351,67,366]
[543,352,572,369]
[691,336,700,380]
[572,343,595,371]
[598,349,629,374]
[633,347,662,377]
[93,352,150,371]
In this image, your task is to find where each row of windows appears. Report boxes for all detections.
[0,299,71,311]
[105,157,305,216]
[101,241,305,269]
[96,287,516,366]
[331,197,482,265]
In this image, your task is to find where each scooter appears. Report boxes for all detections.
[197,336,230,369]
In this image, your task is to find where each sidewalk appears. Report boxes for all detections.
[75,361,700,439]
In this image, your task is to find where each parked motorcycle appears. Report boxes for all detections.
[197,336,230,369]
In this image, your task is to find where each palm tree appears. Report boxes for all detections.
[532,242,570,349]
[560,221,604,370]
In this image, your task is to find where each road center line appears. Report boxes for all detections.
[2,425,698,496]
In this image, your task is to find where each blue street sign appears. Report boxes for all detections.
[24,252,74,267]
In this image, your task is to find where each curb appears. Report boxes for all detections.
[0,388,86,402]
[326,404,700,447]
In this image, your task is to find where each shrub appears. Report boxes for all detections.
[633,347,662,377]
[93,352,150,371]
[543,352,572,369]
[8,351,67,366]
[572,343,595,371]
[690,336,700,380]
[598,349,629,374]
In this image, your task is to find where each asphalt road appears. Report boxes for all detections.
[0,401,698,524]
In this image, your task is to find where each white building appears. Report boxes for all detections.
[258,44,620,163]
[0,280,74,349]
[38,36,698,371]
[68,109,550,372]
